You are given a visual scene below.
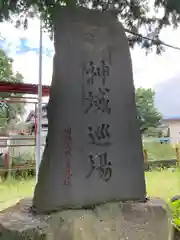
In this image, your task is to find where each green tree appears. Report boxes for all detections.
[135,87,161,135]
[0,48,25,133]
[0,0,180,53]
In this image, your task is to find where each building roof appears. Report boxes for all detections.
[163,116,180,121]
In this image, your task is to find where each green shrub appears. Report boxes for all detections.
[169,197,180,230]
[11,151,35,166]
[10,151,35,179]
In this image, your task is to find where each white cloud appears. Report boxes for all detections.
[11,50,53,115]
[12,51,53,85]
[18,18,54,53]
[0,19,54,86]
[131,25,180,88]
[0,19,54,115]
[132,45,180,88]
[0,10,180,119]
[0,18,53,52]
[0,16,180,92]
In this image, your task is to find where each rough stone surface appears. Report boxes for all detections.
[33,7,146,214]
[0,198,173,240]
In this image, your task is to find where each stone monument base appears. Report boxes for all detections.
[0,198,173,240]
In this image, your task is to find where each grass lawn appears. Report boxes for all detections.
[146,170,179,200]
[0,170,179,211]
[0,178,35,210]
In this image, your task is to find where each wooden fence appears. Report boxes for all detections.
[0,146,179,178]
[143,147,179,170]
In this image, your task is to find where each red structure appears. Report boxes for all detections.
[0,82,50,95]
[0,81,50,137]
[0,82,50,177]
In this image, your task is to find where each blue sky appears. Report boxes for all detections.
[1,16,180,117]
[0,18,54,87]
[0,37,52,55]
[0,17,180,89]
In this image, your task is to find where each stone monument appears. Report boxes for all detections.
[33,7,146,213]
[0,7,172,240]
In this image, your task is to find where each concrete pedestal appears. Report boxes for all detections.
[0,198,173,240]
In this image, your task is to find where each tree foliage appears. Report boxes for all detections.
[0,0,180,53]
[0,48,25,133]
[135,87,161,135]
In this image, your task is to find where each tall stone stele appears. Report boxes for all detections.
[33,7,146,213]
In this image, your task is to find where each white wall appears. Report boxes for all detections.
[165,120,180,144]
